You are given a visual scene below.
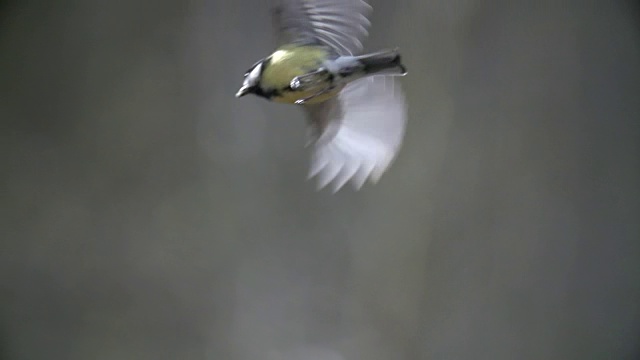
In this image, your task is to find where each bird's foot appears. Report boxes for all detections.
[294,85,336,105]
[290,68,328,90]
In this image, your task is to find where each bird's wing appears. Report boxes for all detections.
[272,0,372,55]
[305,75,407,192]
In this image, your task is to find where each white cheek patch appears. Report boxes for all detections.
[247,62,263,85]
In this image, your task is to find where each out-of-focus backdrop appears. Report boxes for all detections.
[1,0,639,359]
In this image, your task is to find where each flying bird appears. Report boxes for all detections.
[236,0,408,192]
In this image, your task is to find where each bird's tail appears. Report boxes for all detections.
[356,49,407,76]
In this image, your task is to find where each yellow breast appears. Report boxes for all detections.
[261,45,342,105]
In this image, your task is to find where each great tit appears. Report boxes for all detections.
[236,0,408,192]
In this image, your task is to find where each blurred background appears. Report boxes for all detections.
[1,0,639,359]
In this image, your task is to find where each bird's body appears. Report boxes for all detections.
[235,0,409,192]
[258,44,343,105]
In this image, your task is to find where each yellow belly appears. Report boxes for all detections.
[261,45,342,105]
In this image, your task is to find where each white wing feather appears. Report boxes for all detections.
[305,76,407,192]
[272,0,372,55]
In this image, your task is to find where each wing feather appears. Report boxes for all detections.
[272,0,372,55]
[305,76,407,192]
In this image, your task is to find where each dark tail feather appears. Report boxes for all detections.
[357,49,407,76]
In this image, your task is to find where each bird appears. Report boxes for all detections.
[235,0,408,192]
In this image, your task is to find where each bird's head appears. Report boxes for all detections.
[235,60,263,98]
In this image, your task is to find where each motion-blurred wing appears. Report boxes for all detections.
[305,76,407,192]
[272,0,372,55]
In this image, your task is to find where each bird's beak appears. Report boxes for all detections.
[235,85,252,98]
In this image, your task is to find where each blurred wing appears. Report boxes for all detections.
[305,76,407,192]
[272,0,372,55]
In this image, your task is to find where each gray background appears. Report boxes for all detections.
[1,0,639,359]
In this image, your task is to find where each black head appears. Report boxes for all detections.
[236,60,264,98]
